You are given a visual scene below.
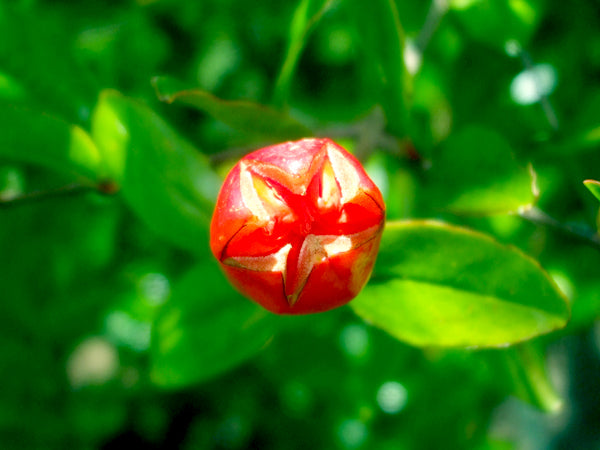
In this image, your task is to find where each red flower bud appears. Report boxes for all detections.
[210,138,385,314]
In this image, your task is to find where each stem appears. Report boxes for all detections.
[0,181,113,208]
[315,109,413,161]
[209,110,412,165]
[415,0,449,54]
[518,48,559,131]
[518,206,600,251]
[352,107,387,162]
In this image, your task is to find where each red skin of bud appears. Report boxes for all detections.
[210,138,385,315]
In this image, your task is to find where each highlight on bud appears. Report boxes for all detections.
[210,138,385,315]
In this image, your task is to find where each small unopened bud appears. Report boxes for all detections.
[210,138,385,314]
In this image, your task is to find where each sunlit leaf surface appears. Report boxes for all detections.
[352,221,569,348]
[91,90,221,254]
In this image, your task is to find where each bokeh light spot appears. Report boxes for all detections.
[376,381,408,414]
[339,324,370,358]
[66,337,119,389]
[504,39,521,57]
[510,64,557,105]
[336,419,368,449]
[105,311,151,352]
[404,40,422,75]
[139,272,170,306]
[0,166,25,201]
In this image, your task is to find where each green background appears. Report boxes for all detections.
[1,0,600,448]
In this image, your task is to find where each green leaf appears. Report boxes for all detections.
[540,91,600,156]
[273,0,337,107]
[0,104,102,182]
[346,0,411,136]
[152,77,311,142]
[91,90,221,254]
[0,4,97,122]
[499,343,562,412]
[151,260,278,389]
[0,70,28,102]
[450,0,543,49]
[584,179,600,203]
[428,125,536,214]
[573,126,600,151]
[351,220,570,348]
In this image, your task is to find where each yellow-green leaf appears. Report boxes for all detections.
[351,220,570,348]
[91,90,220,254]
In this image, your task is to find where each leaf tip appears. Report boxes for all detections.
[583,179,600,201]
[151,76,174,103]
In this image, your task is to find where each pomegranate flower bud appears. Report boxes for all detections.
[210,138,385,315]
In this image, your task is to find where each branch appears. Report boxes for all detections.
[518,206,600,251]
[209,109,414,165]
[0,180,118,208]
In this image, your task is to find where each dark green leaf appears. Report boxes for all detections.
[151,260,279,389]
[498,343,562,412]
[91,90,221,254]
[273,0,337,106]
[450,0,543,49]
[346,0,411,136]
[351,220,570,348]
[0,3,97,122]
[0,70,28,102]
[543,91,600,156]
[152,77,311,141]
[0,104,102,182]
[428,125,536,214]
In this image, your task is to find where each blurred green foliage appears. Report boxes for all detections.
[1,0,600,449]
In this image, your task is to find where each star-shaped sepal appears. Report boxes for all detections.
[210,138,385,315]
